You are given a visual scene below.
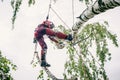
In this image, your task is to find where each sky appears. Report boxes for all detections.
[0,0,120,80]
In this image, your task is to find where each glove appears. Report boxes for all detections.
[66,34,73,41]
[33,38,37,43]
[56,42,65,49]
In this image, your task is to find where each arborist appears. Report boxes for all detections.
[33,20,73,67]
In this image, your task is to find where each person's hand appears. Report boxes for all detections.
[66,34,73,41]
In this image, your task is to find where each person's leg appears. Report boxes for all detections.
[38,38,50,67]
[45,28,73,41]
[45,28,67,39]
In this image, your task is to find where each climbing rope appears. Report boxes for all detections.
[31,42,38,64]
[71,0,77,46]
[46,0,52,20]
[72,0,75,27]
[45,0,71,30]
[50,7,71,30]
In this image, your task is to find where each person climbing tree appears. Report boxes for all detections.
[33,20,73,67]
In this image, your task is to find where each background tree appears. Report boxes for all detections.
[0,51,17,80]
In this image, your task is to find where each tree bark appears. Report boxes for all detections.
[72,0,120,31]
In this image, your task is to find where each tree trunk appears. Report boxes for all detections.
[72,0,120,31]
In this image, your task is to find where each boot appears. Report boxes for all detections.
[41,53,51,67]
[41,60,51,67]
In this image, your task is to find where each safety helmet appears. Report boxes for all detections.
[42,20,55,29]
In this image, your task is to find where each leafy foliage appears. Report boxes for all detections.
[28,0,35,6]
[10,0,22,29]
[63,22,118,80]
[0,51,17,80]
[1,0,36,29]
